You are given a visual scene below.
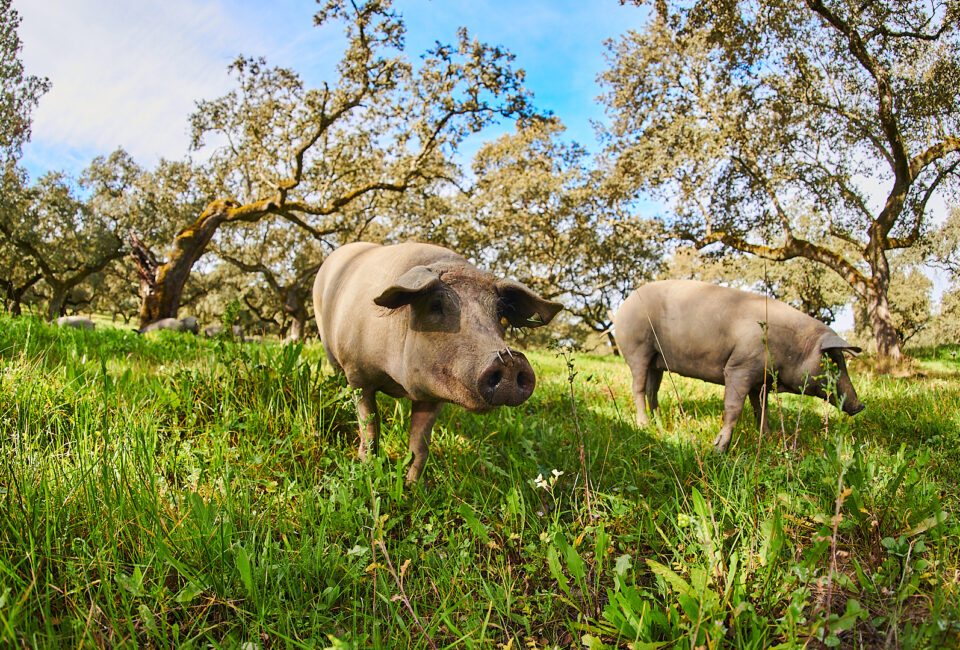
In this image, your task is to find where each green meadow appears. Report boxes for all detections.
[0,315,958,648]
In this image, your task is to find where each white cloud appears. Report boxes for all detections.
[15,0,336,173]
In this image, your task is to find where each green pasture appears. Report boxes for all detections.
[0,315,957,648]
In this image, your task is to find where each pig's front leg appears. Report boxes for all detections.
[405,401,443,485]
[714,368,754,453]
[357,388,381,460]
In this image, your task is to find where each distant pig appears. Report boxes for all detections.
[613,280,864,452]
[57,316,95,330]
[204,324,245,341]
[313,242,562,483]
[138,316,199,335]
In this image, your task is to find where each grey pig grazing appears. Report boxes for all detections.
[313,242,562,484]
[613,279,864,452]
[204,324,245,341]
[57,316,95,330]
[138,316,199,335]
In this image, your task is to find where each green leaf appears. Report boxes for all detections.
[581,633,608,649]
[594,523,609,571]
[137,604,157,634]
[554,532,586,583]
[759,510,784,568]
[614,554,633,577]
[903,512,947,538]
[459,503,491,544]
[175,581,204,604]
[547,544,570,596]
[647,559,694,599]
[236,546,254,595]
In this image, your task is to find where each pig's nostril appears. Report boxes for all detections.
[517,370,533,392]
[487,369,503,389]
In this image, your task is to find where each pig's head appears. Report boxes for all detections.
[374,263,562,412]
[804,333,865,416]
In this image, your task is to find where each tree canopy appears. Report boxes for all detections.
[601,0,960,359]
[130,0,541,327]
[0,0,49,164]
[447,118,662,342]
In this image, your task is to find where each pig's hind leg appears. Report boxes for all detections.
[626,354,656,427]
[645,365,663,419]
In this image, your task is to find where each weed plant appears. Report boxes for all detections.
[0,315,957,648]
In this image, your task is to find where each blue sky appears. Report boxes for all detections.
[15,0,650,180]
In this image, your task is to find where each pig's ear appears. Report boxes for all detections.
[820,333,862,356]
[497,281,563,328]
[374,266,442,309]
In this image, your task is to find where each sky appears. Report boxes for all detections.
[14,0,650,180]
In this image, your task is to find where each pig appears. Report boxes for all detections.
[613,279,865,452]
[313,242,562,483]
[204,324,245,341]
[138,316,199,335]
[57,316,95,330]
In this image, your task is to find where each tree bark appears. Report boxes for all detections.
[283,285,309,342]
[865,284,903,361]
[131,200,241,327]
[3,272,41,316]
[45,284,68,321]
[606,330,620,356]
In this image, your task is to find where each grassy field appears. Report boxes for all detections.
[0,314,958,649]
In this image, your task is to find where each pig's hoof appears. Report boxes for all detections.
[712,434,730,453]
[404,467,424,486]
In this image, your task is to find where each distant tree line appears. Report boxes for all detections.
[2,0,958,359]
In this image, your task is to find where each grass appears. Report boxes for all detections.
[0,314,958,648]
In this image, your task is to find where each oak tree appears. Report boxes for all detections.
[131,0,538,327]
[601,0,960,360]
[0,165,125,320]
[0,0,49,164]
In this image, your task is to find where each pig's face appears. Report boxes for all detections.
[374,264,562,412]
[802,340,865,416]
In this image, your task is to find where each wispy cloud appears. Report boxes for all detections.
[15,0,333,174]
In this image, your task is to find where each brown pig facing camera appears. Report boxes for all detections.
[613,279,865,452]
[313,242,562,484]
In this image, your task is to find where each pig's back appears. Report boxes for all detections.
[616,280,802,383]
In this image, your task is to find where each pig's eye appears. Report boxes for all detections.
[497,298,519,327]
[429,297,444,314]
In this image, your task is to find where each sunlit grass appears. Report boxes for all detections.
[0,314,957,648]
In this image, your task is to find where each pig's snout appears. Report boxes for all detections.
[478,349,535,406]
[845,401,865,416]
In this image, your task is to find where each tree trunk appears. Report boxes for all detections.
[131,200,238,327]
[606,330,620,356]
[5,273,41,316]
[45,284,68,322]
[283,286,309,342]
[866,286,903,361]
